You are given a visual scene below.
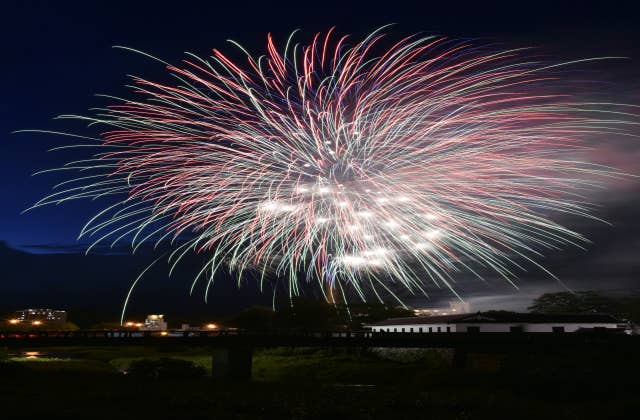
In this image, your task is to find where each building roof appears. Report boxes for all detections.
[369,312,622,326]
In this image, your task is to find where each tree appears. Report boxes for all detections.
[274,298,348,329]
[528,291,640,324]
[528,291,616,314]
[230,306,276,330]
[89,322,123,330]
[59,322,80,331]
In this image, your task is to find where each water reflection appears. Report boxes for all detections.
[9,350,74,361]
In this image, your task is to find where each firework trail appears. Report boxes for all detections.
[26,27,636,310]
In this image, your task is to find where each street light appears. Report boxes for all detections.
[206,323,218,330]
[8,319,19,325]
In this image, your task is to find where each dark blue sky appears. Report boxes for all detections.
[2,0,640,314]
[3,0,639,250]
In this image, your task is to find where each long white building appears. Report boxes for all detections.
[367,312,629,334]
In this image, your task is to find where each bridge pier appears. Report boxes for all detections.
[211,347,253,381]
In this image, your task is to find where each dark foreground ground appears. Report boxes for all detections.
[1,346,639,419]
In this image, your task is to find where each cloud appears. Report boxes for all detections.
[16,242,131,255]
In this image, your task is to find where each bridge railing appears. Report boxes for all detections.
[0,329,377,340]
[1,329,636,347]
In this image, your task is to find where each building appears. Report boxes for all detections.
[14,309,67,325]
[367,312,630,334]
[142,314,167,331]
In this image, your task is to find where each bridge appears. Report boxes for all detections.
[2,329,638,348]
[3,330,638,380]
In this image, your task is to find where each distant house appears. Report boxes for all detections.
[142,314,168,331]
[366,312,630,334]
[14,309,67,326]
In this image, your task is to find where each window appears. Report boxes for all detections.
[394,328,397,333]
[437,327,441,333]
[510,326,523,333]
[552,326,565,333]
[446,326,451,333]
[401,328,405,333]
[467,326,480,333]
[410,328,414,333]
[428,327,432,333]
[419,327,423,333]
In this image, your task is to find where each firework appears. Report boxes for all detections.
[28,27,634,310]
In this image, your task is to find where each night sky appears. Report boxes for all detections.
[2,0,639,316]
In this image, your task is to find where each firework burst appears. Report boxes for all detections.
[27,27,635,310]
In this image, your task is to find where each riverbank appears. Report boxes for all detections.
[1,346,638,419]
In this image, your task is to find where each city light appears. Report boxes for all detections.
[206,323,218,329]
[32,320,42,326]
[8,319,19,325]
